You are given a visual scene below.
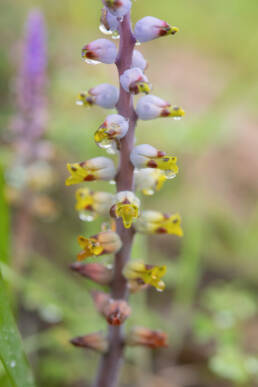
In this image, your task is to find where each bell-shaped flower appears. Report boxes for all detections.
[102,0,132,18]
[134,168,167,195]
[76,84,119,109]
[136,95,185,120]
[126,327,168,348]
[82,39,117,64]
[65,157,116,186]
[124,261,166,292]
[110,191,140,229]
[92,291,131,326]
[134,16,179,43]
[132,50,148,72]
[120,68,151,95]
[70,332,108,353]
[70,262,113,285]
[100,8,120,35]
[75,188,113,221]
[94,114,129,153]
[135,210,183,236]
[77,230,122,261]
[131,144,178,179]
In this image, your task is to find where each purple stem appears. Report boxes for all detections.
[93,13,136,387]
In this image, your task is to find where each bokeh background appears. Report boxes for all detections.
[1,0,258,386]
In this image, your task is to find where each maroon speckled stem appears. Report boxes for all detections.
[93,13,137,387]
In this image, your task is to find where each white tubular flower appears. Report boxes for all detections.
[131,144,178,179]
[65,157,116,186]
[76,84,119,109]
[136,94,185,120]
[100,8,120,34]
[120,67,151,95]
[135,210,183,236]
[94,114,129,153]
[132,50,148,72]
[81,39,117,64]
[134,168,167,195]
[102,0,132,18]
[110,191,140,229]
[134,16,179,43]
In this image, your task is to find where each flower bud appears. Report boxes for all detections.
[132,50,148,72]
[76,84,119,109]
[77,230,122,261]
[134,168,167,195]
[65,157,116,186]
[92,291,131,326]
[120,67,151,95]
[134,16,179,43]
[136,95,185,120]
[70,262,113,285]
[124,261,166,292]
[135,210,183,236]
[110,191,140,229]
[82,39,117,64]
[70,332,108,353]
[130,144,178,179]
[94,114,129,153]
[100,7,120,34]
[75,188,113,221]
[102,0,132,18]
[126,327,168,348]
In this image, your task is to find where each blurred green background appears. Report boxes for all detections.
[1,0,258,386]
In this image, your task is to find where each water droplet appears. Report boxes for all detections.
[109,180,116,185]
[85,58,101,65]
[112,32,120,40]
[79,212,96,222]
[76,100,84,106]
[135,41,141,46]
[157,288,164,293]
[173,116,183,121]
[99,24,113,35]
[164,171,176,179]
[10,361,16,368]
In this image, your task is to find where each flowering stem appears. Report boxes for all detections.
[94,13,136,387]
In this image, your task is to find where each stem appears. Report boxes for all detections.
[93,13,136,387]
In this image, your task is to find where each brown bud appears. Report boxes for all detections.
[70,331,108,353]
[70,262,113,285]
[127,326,168,349]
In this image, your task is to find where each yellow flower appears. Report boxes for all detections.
[77,236,104,261]
[135,168,167,195]
[75,188,113,220]
[77,231,122,261]
[75,188,94,211]
[135,210,183,236]
[111,191,140,229]
[124,261,167,292]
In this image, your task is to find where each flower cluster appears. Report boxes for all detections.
[67,1,184,383]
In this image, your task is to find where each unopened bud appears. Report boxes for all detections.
[132,50,148,72]
[134,16,179,43]
[70,331,108,353]
[136,95,185,121]
[131,144,178,179]
[76,84,119,109]
[70,262,113,285]
[134,168,167,195]
[120,68,151,95]
[77,230,122,260]
[126,326,168,348]
[95,114,129,153]
[100,8,120,33]
[92,291,131,325]
[82,39,117,64]
[110,191,140,229]
[135,210,183,236]
[102,0,132,18]
[65,157,116,186]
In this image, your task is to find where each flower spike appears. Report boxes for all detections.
[136,210,183,236]
[120,68,151,95]
[82,39,117,64]
[110,191,140,228]
[65,157,116,186]
[134,16,179,43]
[124,261,167,292]
[77,230,122,261]
[95,114,129,153]
[102,0,132,18]
[126,327,168,348]
[136,95,185,120]
[134,168,167,195]
[76,84,119,109]
[131,144,178,179]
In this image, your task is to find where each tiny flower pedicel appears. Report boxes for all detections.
[66,2,186,386]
